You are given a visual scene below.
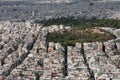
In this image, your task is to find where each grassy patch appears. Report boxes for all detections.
[47,28,116,46]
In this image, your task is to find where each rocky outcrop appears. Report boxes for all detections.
[100,27,120,38]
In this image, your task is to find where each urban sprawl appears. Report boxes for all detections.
[0,0,120,80]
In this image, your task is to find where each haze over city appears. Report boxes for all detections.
[0,0,119,80]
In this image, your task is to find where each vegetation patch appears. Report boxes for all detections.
[47,28,116,46]
[35,17,120,28]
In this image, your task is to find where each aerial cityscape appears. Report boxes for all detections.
[0,0,120,80]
